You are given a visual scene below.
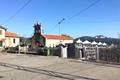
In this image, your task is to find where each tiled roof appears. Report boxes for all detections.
[43,34,73,40]
[5,32,19,37]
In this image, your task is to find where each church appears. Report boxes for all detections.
[32,23,73,48]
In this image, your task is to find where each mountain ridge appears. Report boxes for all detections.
[75,35,119,45]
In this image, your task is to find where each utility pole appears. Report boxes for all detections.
[58,18,65,44]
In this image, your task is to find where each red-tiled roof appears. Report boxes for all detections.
[5,32,19,37]
[43,34,73,40]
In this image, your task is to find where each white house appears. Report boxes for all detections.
[5,32,20,47]
[0,25,20,51]
[42,34,73,47]
[0,26,6,50]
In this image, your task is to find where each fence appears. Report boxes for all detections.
[99,46,120,63]
[49,47,61,57]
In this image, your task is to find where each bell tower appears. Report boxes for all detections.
[33,22,44,47]
[34,22,42,35]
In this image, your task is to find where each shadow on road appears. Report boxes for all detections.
[0,62,99,80]
[71,60,120,68]
[0,76,4,78]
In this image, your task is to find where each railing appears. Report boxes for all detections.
[99,47,120,63]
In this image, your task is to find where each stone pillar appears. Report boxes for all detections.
[18,45,20,54]
[75,47,78,59]
[83,47,87,60]
[47,48,50,56]
[61,46,67,58]
[79,50,82,59]
[96,47,99,61]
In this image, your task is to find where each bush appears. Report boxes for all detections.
[37,47,48,56]
[49,47,61,57]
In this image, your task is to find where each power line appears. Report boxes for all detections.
[49,0,101,33]
[58,18,65,24]
[67,0,101,20]
[49,18,65,34]
[58,18,65,44]
[68,20,120,24]
[2,0,32,25]
[48,23,58,33]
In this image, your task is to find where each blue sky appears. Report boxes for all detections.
[0,0,120,38]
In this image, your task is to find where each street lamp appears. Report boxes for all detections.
[58,18,65,44]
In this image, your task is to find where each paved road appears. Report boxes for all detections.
[0,53,120,80]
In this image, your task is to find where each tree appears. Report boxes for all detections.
[61,34,71,37]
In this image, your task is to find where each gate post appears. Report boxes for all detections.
[61,46,67,58]
[96,47,100,61]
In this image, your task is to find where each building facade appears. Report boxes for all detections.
[5,32,20,47]
[0,26,6,50]
[0,26,20,51]
[43,34,73,47]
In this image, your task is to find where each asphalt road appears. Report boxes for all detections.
[0,53,120,80]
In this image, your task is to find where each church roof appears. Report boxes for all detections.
[43,34,73,40]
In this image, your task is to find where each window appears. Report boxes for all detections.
[0,30,2,35]
[0,41,3,46]
[13,39,16,43]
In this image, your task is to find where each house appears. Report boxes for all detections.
[0,25,20,51]
[5,32,20,47]
[0,26,6,50]
[43,34,73,47]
